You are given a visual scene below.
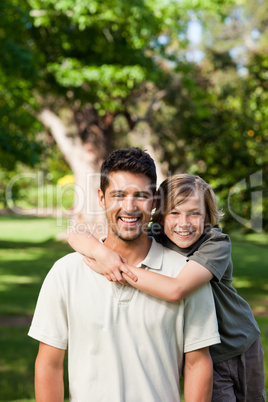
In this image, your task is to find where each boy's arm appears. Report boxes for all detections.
[85,230,231,301]
[35,342,65,402]
[85,256,212,302]
[68,229,137,283]
[183,347,213,402]
[68,229,103,256]
[68,228,234,303]
[68,229,213,301]
[121,260,213,302]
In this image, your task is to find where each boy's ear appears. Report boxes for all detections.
[98,188,105,209]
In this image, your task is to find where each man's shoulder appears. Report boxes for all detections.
[149,239,187,276]
[162,245,187,267]
[51,252,85,273]
[56,251,84,263]
[149,237,185,259]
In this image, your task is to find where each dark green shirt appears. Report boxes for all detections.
[150,224,260,363]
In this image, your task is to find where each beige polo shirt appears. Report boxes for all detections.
[28,238,220,402]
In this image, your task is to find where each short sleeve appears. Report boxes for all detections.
[183,282,220,353]
[188,229,231,281]
[28,261,68,350]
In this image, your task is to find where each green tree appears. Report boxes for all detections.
[0,0,186,218]
[0,0,43,170]
[4,0,256,225]
[146,0,268,231]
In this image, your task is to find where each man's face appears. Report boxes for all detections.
[164,190,205,248]
[98,171,155,241]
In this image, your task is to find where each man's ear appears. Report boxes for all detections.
[98,188,105,209]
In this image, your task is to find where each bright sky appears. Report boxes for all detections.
[186,19,204,62]
[187,20,202,44]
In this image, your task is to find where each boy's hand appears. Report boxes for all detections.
[83,249,138,285]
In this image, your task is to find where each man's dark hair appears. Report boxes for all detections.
[100,147,157,194]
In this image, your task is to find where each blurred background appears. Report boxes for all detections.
[0,0,267,400]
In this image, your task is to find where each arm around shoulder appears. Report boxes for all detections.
[122,260,213,302]
[35,342,66,402]
[68,228,138,283]
[67,228,103,256]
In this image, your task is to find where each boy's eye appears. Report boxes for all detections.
[170,211,179,215]
[189,212,199,216]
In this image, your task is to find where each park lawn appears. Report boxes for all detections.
[231,236,268,312]
[0,216,71,401]
[0,217,267,400]
[0,216,71,316]
[0,215,69,243]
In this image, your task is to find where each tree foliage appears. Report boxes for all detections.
[145,0,268,230]
[0,0,44,169]
[1,0,267,229]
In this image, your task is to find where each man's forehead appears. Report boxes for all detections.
[107,171,153,192]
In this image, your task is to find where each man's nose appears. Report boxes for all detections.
[123,196,137,212]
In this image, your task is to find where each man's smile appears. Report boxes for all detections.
[118,215,142,227]
[119,217,141,223]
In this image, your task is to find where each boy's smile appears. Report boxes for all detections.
[164,190,205,248]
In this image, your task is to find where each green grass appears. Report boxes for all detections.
[256,316,268,389]
[0,216,71,316]
[232,239,268,309]
[0,216,71,401]
[0,328,39,400]
[0,215,68,243]
[0,218,267,400]
[5,184,74,212]
[0,328,69,401]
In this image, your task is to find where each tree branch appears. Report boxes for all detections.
[38,109,78,167]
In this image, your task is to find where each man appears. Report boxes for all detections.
[28,147,220,401]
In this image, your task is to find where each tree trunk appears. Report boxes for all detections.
[39,105,166,230]
[39,109,107,227]
[127,122,167,187]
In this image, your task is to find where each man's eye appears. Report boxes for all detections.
[189,212,199,216]
[114,194,124,198]
[135,193,149,199]
[170,211,178,215]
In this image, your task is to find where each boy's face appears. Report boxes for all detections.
[98,171,155,242]
[164,190,205,248]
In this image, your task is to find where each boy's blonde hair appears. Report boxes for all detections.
[153,174,223,228]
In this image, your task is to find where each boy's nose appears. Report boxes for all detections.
[179,214,190,226]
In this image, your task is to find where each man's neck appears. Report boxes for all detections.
[104,234,152,266]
